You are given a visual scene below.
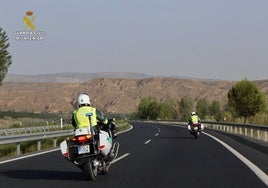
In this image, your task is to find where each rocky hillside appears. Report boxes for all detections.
[0,78,267,115]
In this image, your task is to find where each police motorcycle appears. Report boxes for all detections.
[60,113,119,181]
[187,123,204,139]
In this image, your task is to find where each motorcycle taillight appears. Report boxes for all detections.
[74,134,93,143]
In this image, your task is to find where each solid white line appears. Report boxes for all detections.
[117,125,133,135]
[203,132,268,186]
[0,148,60,165]
[0,149,130,166]
[144,139,151,144]
[111,153,130,164]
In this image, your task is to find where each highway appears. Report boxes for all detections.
[0,121,267,188]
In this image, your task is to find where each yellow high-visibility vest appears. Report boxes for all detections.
[73,106,97,128]
[191,115,199,123]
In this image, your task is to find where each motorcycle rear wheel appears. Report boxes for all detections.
[83,160,98,181]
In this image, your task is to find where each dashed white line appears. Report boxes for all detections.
[155,133,159,136]
[111,153,130,164]
[144,139,151,144]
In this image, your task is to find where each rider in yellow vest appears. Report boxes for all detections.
[72,93,108,129]
[188,111,201,131]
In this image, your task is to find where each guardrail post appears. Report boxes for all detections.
[234,127,237,134]
[16,143,21,155]
[245,128,247,136]
[53,138,57,148]
[257,130,260,140]
[37,140,41,151]
[265,131,267,142]
[239,127,242,135]
[250,129,253,138]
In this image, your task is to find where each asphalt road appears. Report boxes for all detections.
[0,121,267,188]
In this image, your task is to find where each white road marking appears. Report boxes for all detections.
[0,148,60,164]
[117,125,133,135]
[144,139,151,144]
[203,132,268,186]
[111,153,130,164]
[155,133,159,136]
[0,149,130,166]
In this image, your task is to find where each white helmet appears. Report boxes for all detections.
[191,111,196,116]
[77,93,91,106]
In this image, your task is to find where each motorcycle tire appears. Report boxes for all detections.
[83,160,98,181]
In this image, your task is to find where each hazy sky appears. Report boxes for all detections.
[1,0,267,80]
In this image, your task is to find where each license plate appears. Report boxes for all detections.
[194,127,198,130]
[78,145,90,154]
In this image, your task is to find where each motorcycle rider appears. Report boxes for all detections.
[70,92,117,171]
[188,111,201,132]
[72,93,108,130]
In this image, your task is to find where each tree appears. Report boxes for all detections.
[137,97,159,120]
[227,79,267,123]
[196,98,209,119]
[158,100,177,120]
[0,27,12,84]
[209,100,222,121]
[137,97,177,120]
[178,96,193,121]
[147,99,159,120]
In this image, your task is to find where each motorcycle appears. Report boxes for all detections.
[188,123,204,139]
[60,113,119,181]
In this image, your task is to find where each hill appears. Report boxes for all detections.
[3,72,153,83]
[0,77,267,115]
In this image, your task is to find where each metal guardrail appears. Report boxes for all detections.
[0,130,74,156]
[0,123,130,157]
[201,121,268,142]
[0,130,73,145]
[0,125,70,136]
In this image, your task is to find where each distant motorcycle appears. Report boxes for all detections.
[188,123,204,139]
[60,114,119,181]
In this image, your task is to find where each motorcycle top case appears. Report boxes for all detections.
[74,127,93,136]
